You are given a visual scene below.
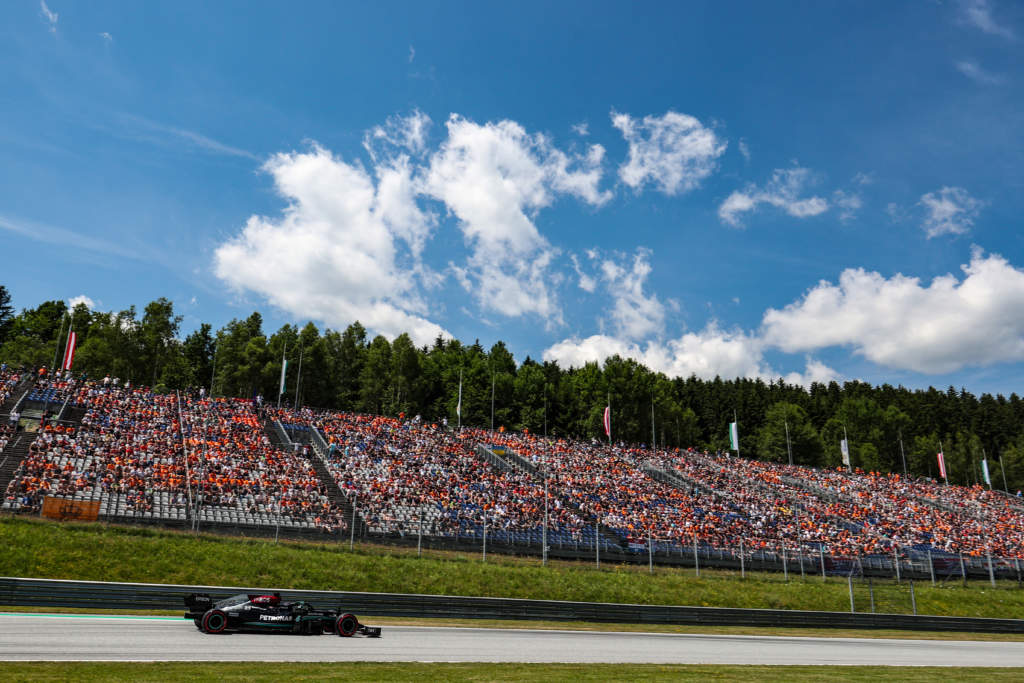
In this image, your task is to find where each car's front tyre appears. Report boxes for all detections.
[336,613,358,637]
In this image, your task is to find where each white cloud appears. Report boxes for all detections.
[719,167,829,226]
[118,114,257,160]
[955,59,1005,85]
[408,45,415,63]
[424,114,610,324]
[832,189,863,223]
[960,0,1015,39]
[612,110,726,195]
[919,186,985,238]
[40,1,57,33]
[364,110,431,159]
[738,139,751,162]
[571,121,590,137]
[213,144,449,346]
[68,295,95,310]
[761,248,1024,374]
[598,249,665,340]
[99,32,113,43]
[570,254,597,293]
[543,326,836,386]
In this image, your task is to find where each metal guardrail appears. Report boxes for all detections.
[1,576,1023,633]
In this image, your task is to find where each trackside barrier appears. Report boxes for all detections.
[2,577,1023,633]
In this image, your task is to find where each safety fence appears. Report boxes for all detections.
[1,576,1022,633]
[4,508,1023,586]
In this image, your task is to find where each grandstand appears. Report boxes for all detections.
[3,368,1024,579]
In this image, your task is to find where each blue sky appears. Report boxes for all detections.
[3,1,1024,395]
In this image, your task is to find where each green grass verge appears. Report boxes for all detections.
[2,516,1023,620]
[5,663,1024,682]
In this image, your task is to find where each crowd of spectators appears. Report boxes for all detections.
[5,367,1024,559]
[311,413,589,542]
[181,397,346,531]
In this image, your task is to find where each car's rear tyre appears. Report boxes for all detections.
[336,613,358,637]
[201,609,228,634]
[193,618,202,630]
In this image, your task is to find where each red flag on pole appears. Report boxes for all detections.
[937,451,947,481]
[603,405,611,438]
[62,331,77,371]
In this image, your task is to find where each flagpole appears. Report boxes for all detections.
[651,392,656,453]
[939,440,948,486]
[51,311,68,372]
[1000,452,1009,494]
[293,345,304,410]
[457,368,463,430]
[898,430,907,478]
[784,419,793,466]
[843,425,849,472]
[543,385,547,439]
[607,391,611,446]
[490,370,495,431]
[734,409,739,459]
[277,342,287,408]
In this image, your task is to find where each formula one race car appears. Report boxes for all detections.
[184,592,382,637]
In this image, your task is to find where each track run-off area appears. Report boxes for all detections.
[2,613,1024,666]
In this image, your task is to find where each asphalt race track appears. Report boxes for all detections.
[2,613,1024,665]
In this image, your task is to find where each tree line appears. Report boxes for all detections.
[3,285,1024,490]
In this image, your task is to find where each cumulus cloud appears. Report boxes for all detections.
[40,1,57,33]
[955,59,1005,85]
[719,167,829,226]
[214,144,449,346]
[761,248,1024,374]
[99,32,113,43]
[738,139,751,162]
[960,0,1015,39]
[543,326,836,386]
[598,249,666,340]
[571,121,589,137]
[424,114,610,324]
[919,186,985,238]
[68,295,95,310]
[612,110,726,195]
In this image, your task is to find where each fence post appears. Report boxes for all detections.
[482,511,487,562]
[349,498,356,551]
[909,580,917,615]
[820,546,826,582]
[595,516,600,569]
[417,510,423,558]
[274,522,279,544]
[928,550,936,586]
[868,577,875,614]
[1016,557,1021,589]
[848,574,855,613]
[894,549,901,584]
[739,539,745,579]
[693,533,700,578]
[959,552,967,586]
[783,546,788,582]
[648,530,653,574]
[799,546,805,580]
[988,550,996,588]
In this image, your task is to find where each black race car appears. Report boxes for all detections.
[185,592,382,637]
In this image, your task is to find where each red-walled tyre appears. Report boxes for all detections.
[201,609,228,634]
[336,613,358,637]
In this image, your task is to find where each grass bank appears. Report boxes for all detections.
[2,516,1022,620]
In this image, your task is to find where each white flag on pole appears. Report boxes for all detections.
[982,458,992,487]
[728,422,739,451]
[279,359,288,395]
[840,439,850,467]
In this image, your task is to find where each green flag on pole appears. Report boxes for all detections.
[729,421,739,451]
